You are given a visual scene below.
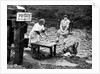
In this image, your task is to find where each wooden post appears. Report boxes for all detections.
[7,43,11,63]
[37,46,40,53]
[54,45,56,56]
[19,22,25,64]
[7,25,11,63]
[14,22,24,65]
[50,47,52,57]
[31,45,37,54]
[31,46,34,55]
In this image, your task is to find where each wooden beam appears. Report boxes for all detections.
[54,45,56,56]
[14,22,24,65]
[50,47,53,57]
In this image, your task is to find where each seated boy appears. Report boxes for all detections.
[56,15,70,42]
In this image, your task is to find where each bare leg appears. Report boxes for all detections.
[37,35,40,41]
[28,34,32,47]
[56,33,60,43]
[56,29,62,43]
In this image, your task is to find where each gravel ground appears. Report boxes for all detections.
[7,27,92,69]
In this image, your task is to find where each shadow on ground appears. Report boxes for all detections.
[22,50,92,69]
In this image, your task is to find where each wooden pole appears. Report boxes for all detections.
[7,25,11,63]
[54,45,56,56]
[37,46,40,53]
[50,47,52,57]
[14,22,24,65]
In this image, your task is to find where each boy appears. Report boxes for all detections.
[28,19,47,46]
[56,15,70,42]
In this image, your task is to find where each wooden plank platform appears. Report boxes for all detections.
[31,41,56,47]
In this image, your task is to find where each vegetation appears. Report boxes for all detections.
[23,5,92,29]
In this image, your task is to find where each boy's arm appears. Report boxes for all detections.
[60,21,64,32]
[41,25,48,37]
[63,24,69,32]
[43,31,48,37]
[63,20,70,32]
[28,32,32,46]
[28,26,34,46]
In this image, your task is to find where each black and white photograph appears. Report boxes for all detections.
[7,5,92,69]
[1,0,100,73]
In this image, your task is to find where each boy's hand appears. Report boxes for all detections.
[39,34,44,38]
[44,27,48,31]
[61,30,65,33]
[28,43,31,47]
[44,33,48,37]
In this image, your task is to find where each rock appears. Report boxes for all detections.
[86,60,92,64]
[63,52,71,57]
